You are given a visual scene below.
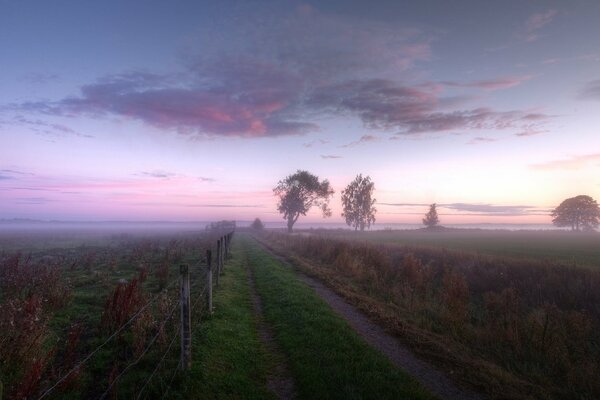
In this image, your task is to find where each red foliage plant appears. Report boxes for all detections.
[100,278,147,335]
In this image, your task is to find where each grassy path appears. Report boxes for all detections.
[174,234,435,399]
[243,234,435,400]
[176,238,275,399]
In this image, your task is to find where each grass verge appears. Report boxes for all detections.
[173,238,275,400]
[243,234,436,400]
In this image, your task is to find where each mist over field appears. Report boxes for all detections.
[2,1,600,399]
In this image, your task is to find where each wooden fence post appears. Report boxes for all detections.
[216,239,221,285]
[180,264,191,370]
[219,236,227,266]
[206,249,213,314]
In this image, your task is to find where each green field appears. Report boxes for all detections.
[309,228,600,268]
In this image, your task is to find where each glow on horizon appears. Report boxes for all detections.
[1,1,599,225]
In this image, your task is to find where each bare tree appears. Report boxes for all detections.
[341,174,377,231]
[423,203,440,228]
[273,170,334,233]
[551,195,600,231]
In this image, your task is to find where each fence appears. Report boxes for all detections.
[35,229,235,400]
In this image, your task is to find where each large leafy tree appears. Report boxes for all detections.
[422,203,440,228]
[341,174,377,231]
[551,195,600,231]
[273,170,334,233]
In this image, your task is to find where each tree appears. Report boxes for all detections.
[273,170,334,233]
[422,203,440,228]
[341,174,376,231]
[551,195,600,232]
[250,217,264,230]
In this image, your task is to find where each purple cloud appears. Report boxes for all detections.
[12,65,315,138]
[321,154,343,159]
[340,134,380,148]
[579,80,600,100]
[303,139,330,148]
[523,10,558,42]
[137,170,177,179]
[308,79,549,135]
[8,116,91,138]
[378,202,545,216]
[19,73,60,84]
[530,153,600,170]
[3,6,550,140]
[442,75,532,91]
[467,137,497,145]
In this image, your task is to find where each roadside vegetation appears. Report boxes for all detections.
[0,230,212,399]
[260,230,600,399]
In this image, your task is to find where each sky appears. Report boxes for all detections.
[1,0,599,225]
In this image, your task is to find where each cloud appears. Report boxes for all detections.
[10,66,315,138]
[523,9,558,42]
[19,73,60,84]
[15,197,55,204]
[442,76,532,91]
[198,176,215,182]
[340,134,380,148]
[3,6,548,140]
[185,204,264,208]
[378,202,545,216]
[4,5,433,139]
[137,170,177,179]
[321,154,342,159]
[0,175,11,180]
[467,137,497,145]
[578,80,600,100]
[515,128,548,137]
[308,79,550,135]
[443,203,535,215]
[9,116,92,138]
[530,153,600,170]
[303,139,330,148]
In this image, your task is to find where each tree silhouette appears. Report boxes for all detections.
[341,174,377,231]
[250,217,264,230]
[423,203,440,228]
[273,170,334,233]
[551,195,600,231]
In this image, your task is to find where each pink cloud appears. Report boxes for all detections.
[340,134,380,148]
[467,137,497,145]
[523,9,558,42]
[309,79,550,135]
[442,75,532,91]
[579,80,600,100]
[530,153,600,170]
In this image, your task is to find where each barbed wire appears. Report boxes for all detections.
[38,232,231,400]
[37,279,177,400]
[134,320,182,400]
[97,300,180,399]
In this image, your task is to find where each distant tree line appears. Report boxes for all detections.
[269,169,600,233]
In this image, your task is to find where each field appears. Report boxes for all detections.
[260,228,600,399]
[3,225,599,399]
[303,228,600,268]
[0,227,215,399]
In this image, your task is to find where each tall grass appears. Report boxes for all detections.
[263,231,600,399]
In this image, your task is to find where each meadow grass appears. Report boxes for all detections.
[262,230,600,399]
[0,231,213,399]
[243,234,436,400]
[312,228,600,268]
